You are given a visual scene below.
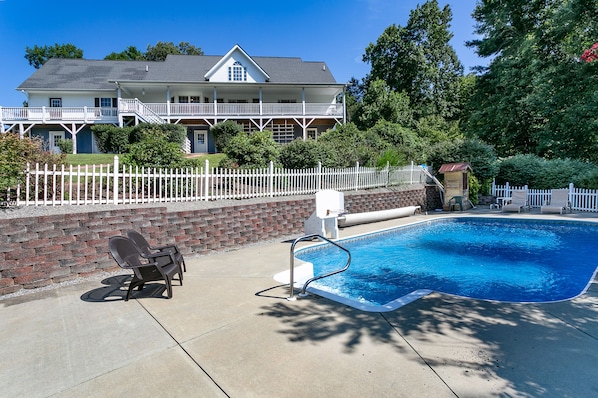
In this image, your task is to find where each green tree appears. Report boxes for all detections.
[355,79,413,130]
[363,0,463,120]
[367,120,424,164]
[104,46,144,60]
[144,41,203,61]
[466,0,598,161]
[24,43,83,69]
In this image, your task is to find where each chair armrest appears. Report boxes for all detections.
[139,250,177,264]
[121,253,162,269]
[149,244,180,253]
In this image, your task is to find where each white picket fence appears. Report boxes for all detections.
[2,157,427,207]
[492,182,598,212]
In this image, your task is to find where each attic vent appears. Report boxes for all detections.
[145,65,149,72]
[322,64,326,71]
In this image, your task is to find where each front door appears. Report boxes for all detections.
[194,130,208,153]
[49,131,65,153]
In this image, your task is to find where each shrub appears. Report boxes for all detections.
[426,138,498,185]
[57,138,73,154]
[468,174,481,205]
[368,120,423,164]
[223,130,280,168]
[495,154,542,186]
[375,148,407,168]
[130,123,186,146]
[317,123,380,167]
[0,133,66,202]
[122,135,185,168]
[279,139,322,169]
[92,125,131,153]
[574,168,598,189]
[211,120,244,152]
[497,154,595,189]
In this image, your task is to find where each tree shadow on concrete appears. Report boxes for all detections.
[257,283,598,397]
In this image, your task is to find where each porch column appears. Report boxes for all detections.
[117,85,123,127]
[71,123,77,154]
[166,86,171,116]
[302,120,307,140]
[342,89,346,123]
[259,88,263,115]
[213,87,218,125]
[302,88,305,115]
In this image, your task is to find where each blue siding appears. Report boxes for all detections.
[76,128,94,153]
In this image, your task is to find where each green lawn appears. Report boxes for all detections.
[66,154,116,166]
[66,153,225,167]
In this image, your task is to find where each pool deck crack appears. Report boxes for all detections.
[380,312,459,398]
[136,300,232,398]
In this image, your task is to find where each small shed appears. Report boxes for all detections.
[439,162,473,211]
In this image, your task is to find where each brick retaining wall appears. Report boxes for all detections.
[0,186,434,296]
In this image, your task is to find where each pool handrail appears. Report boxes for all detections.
[287,234,351,301]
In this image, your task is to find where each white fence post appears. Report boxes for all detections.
[203,159,210,201]
[354,161,360,191]
[112,155,119,205]
[317,162,322,191]
[269,161,274,198]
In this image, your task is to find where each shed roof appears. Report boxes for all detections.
[438,163,473,173]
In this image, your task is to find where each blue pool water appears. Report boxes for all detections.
[294,218,598,311]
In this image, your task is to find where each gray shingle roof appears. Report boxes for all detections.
[17,58,154,90]
[17,53,338,90]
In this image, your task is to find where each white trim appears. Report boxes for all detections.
[204,44,270,81]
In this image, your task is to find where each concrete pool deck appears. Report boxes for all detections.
[1,208,597,397]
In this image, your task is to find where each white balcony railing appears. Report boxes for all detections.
[1,101,344,125]
[0,106,118,124]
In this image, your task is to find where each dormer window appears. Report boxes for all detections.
[228,61,247,82]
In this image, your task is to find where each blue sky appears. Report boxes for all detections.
[0,0,484,107]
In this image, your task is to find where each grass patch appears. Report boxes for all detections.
[66,153,226,167]
[66,154,116,166]
[187,153,226,167]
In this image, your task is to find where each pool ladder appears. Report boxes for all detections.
[287,234,351,301]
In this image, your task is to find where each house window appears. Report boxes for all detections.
[50,98,62,107]
[228,61,247,81]
[307,128,318,140]
[190,96,201,103]
[178,96,189,103]
[95,97,117,116]
[277,99,297,103]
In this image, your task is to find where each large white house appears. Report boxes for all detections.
[1,45,346,154]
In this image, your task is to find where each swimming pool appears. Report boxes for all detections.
[292,217,598,312]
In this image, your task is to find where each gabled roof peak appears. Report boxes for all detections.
[204,44,270,82]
